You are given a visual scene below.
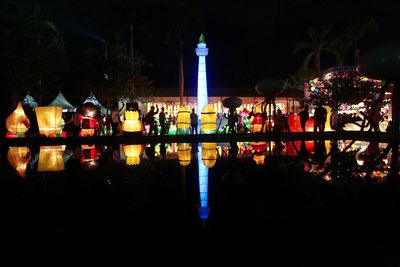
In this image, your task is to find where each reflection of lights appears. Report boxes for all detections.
[178,143,191,166]
[123,144,143,166]
[253,154,265,165]
[202,143,217,168]
[198,144,209,220]
[38,146,65,172]
[7,147,31,177]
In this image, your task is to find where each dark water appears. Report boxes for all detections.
[1,141,399,265]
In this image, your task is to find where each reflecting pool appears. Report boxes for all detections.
[1,140,399,265]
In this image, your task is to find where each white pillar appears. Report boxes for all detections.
[196,34,209,116]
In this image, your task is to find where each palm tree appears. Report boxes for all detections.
[293,25,332,72]
[346,17,378,66]
[328,35,353,66]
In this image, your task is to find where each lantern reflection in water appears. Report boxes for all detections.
[251,141,267,165]
[198,144,210,220]
[201,105,216,134]
[177,107,191,134]
[38,146,65,172]
[80,145,99,168]
[7,147,31,177]
[201,142,217,168]
[123,144,144,166]
[178,143,191,166]
[6,102,30,137]
[35,106,63,136]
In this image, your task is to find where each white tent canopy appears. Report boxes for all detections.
[83,93,110,115]
[48,91,76,112]
[23,93,38,108]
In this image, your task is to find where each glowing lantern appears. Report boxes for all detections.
[122,110,143,133]
[201,105,216,134]
[253,154,265,165]
[7,147,31,177]
[178,143,191,166]
[250,113,266,133]
[324,106,333,131]
[35,106,63,136]
[123,144,144,166]
[38,146,65,172]
[287,114,302,132]
[6,102,30,137]
[177,106,191,134]
[305,118,315,132]
[202,142,217,168]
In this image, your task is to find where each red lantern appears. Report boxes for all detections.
[287,114,302,132]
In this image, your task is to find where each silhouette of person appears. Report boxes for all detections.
[145,105,159,136]
[159,107,167,135]
[111,103,125,136]
[314,103,327,132]
[190,108,198,134]
[298,104,309,132]
[226,108,239,134]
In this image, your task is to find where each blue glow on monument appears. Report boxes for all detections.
[198,145,209,220]
[196,34,209,115]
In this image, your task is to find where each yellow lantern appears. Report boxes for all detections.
[177,106,191,134]
[122,111,143,133]
[6,102,30,136]
[123,144,143,166]
[38,145,65,172]
[35,106,63,136]
[324,105,333,132]
[7,147,31,177]
[202,142,217,168]
[178,143,191,166]
[201,105,216,134]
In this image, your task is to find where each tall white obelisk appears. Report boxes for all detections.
[196,34,208,115]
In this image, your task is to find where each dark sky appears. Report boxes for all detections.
[24,0,400,88]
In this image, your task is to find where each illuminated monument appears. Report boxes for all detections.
[196,34,209,114]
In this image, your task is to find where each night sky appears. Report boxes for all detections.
[24,0,400,88]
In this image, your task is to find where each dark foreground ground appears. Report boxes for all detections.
[1,155,399,266]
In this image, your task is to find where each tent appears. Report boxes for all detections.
[23,93,38,108]
[48,91,76,112]
[83,93,110,115]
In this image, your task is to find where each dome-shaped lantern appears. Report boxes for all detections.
[122,110,143,134]
[222,97,242,110]
[6,102,30,137]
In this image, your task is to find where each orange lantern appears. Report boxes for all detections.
[177,106,191,134]
[178,143,191,166]
[35,106,63,136]
[287,114,302,132]
[201,105,216,134]
[7,146,31,177]
[305,118,315,132]
[253,154,265,165]
[38,145,65,172]
[122,111,143,133]
[202,142,217,168]
[123,144,144,166]
[6,102,30,137]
